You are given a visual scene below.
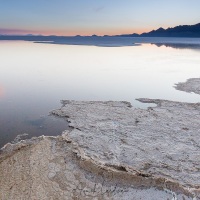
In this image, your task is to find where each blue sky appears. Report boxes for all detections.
[0,0,200,35]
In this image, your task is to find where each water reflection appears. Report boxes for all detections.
[38,37,200,50]
[0,40,200,148]
[2,35,200,50]
[37,37,139,47]
[152,43,200,50]
[0,114,68,148]
[0,85,4,98]
[25,117,46,129]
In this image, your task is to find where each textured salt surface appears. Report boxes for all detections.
[0,78,200,199]
[175,78,200,95]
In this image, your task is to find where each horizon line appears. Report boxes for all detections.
[0,22,199,38]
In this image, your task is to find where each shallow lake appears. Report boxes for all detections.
[1,38,200,147]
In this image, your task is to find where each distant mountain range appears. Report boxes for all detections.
[117,23,200,38]
[0,23,200,38]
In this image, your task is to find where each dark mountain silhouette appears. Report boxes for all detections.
[118,23,200,38]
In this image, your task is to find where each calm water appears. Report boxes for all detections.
[1,39,200,147]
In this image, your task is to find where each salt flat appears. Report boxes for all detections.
[0,78,200,199]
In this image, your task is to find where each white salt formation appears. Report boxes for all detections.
[0,78,200,200]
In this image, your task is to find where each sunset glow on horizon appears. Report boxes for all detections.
[0,0,200,36]
[0,27,151,36]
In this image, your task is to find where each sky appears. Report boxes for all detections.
[0,0,200,36]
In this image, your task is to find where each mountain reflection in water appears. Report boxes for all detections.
[152,43,200,50]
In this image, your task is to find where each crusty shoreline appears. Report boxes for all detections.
[175,78,200,95]
[0,78,200,200]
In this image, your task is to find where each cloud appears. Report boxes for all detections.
[0,28,30,35]
[0,28,43,35]
[94,6,105,12]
